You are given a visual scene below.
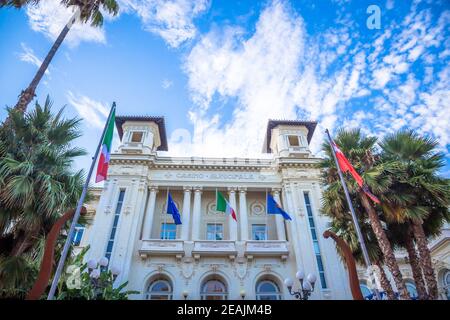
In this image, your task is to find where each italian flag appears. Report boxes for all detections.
[95,108,115,183]
[216,191,237,221]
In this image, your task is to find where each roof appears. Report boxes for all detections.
[263,119,318,153]
[115,116,168,151]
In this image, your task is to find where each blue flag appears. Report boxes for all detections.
[167,193,182,225]
[267,194,292,220]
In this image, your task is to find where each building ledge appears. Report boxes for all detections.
[192,240,237,258]
[245,240,289,258]
[139,239,184,258]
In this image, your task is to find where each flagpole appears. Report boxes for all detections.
[265,189,268,241]
[215,188,218,242]
[47,102,116,300]
[325,129,381,300]
[165,187,169,239]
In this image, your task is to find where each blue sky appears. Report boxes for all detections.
[0,0,449,176]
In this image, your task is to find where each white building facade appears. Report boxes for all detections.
[80,116,449,300]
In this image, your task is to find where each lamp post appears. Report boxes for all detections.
[285,270,317,300]
[86,257,121,298]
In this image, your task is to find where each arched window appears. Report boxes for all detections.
[201,279,228,300]
[359,283,372,300]
[405,281,418,300]
[443,270,450,300]
[256,280,282,300]
[146,279,173,300]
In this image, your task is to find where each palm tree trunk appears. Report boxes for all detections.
[404,227,428,300]
[7,9,79,118]
[359,192,410,299]
[10,232,33,257]
[411,220,438,299]
[374,260,396,300]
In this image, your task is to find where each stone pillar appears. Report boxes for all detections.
[117,178,148,285]
[88,179,118,261]
[272,188,286,241]
[191,187,203,240]
[290,183,317,286]
[181,186,192,240]
[142,186,158,239]
[228,187,238,241]
[282,184,304,271]
[238,187,249,241]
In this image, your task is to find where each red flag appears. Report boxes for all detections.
[331,141,380,204]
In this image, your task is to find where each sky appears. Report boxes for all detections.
[0,0,449,177]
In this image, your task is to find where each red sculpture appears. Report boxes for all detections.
[323,230,364,300]
[26,206,87,300]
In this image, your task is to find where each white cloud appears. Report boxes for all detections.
[162,79,173,89]
[66,91,110,129]
[119,0,210,48]
[171,0,449,160]
[175,0,367,158]
[26,0,106,47]
[18,42,50,76]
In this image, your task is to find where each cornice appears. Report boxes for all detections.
[110,159,320,171]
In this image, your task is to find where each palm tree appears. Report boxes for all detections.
[380,130,450,299]
[0,0,119,117]
[325,207,397,299]
[387,222,428,299]
[0,96,86,297]
[319,128,411,299]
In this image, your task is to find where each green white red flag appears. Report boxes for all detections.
[95,108,115,183]
[216,191,237,221]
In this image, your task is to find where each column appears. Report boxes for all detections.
[181,186,192,240]
[88,179,117,260]
[228,187,238,241]
[191,187,203,240]
[282,184,304,270]
[238,187,249,241]
[272,188,286,241]
[290,183,316,283]
[142,186,158,239]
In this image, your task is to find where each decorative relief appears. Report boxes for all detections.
[195,242,235,250]
[158,200,181,215]
[179,257,195,280]
[123,205,132,215]
[233,260,250,281]
[104,205,112,215]
[249,201,265,216]
[207,202,225,216]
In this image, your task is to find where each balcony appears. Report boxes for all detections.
[192,240,237,259]
[139,239,184,258]
[245,240,289,259]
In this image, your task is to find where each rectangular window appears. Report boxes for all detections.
[130,131,144,143]
[206,223,223,240]
[288,135,300,147]
[72,224,84,246]
[304,192,327,289]
[105,190,125,262]
[160,223,177,240]
[252,224,267,241]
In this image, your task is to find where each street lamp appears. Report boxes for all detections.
[284,270,317,300]
[87,257,121,298]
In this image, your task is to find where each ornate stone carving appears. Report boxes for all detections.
[206,202,224,216]
[179,257,195,280]
[249,201,265,216]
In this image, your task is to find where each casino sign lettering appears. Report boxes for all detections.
[175,172,257,180]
